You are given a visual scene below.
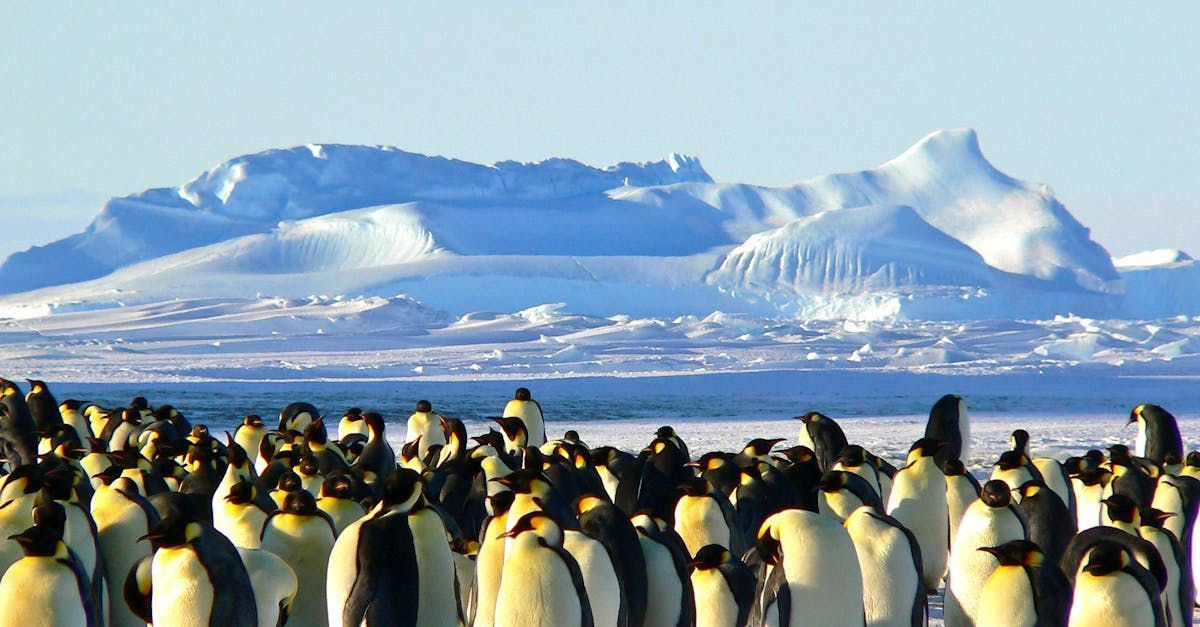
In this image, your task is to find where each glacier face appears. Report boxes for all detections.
[0,129,1191,322]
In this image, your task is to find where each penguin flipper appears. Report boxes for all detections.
[123,554,154,624]
[344,513,419,626]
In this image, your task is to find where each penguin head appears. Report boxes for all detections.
[776,446,817,466]
[979,480,1012,508]
[225,478,256,505]
[491,417,528,443]
[2,464,45,496]
[1075,467,1112,487]
[941,459,968,477]
[1139,507,1175,529]
[694,451,731,472]
[743,438,785,458]
[503,511,562,544]
[92,464,123,486]
[129,396,150,413]
[1009,429,1030,452]
[1082,542,1131,577]
[296,454,320,477]
[1186,451,1200,468]
[837,445,868,468]
[450,537,480,557]
[487,491,516,517]
[320,474,354,500]
[1083,449,1107,468]
[1101,494,1139,525]
[491,469,549,496]
[795,412,826,426]
[818,471,849,493]
[141,515,203,550]
[379,468,424,510]
[59,399,85,413]
[276,470,302,493]
[36,465,77,504]
[995,450,1026,471]
[0,379,20,397]
[689,544,732,571]
[1015,480,1046,501]
[906,438,944,463]
[679,477,713,497]
[1106,445,1133,465]
[8,523,65,559]
[341,408,363,422]
[573,494,608,516]
[978,539,1044,568]
[281,490,320,516]
[25,379,47,396]
[243,415,264,428]
[225,437,250,468]
[755,519,783,565]
[415,400,433,413]
[513,388,532,402]
[32,501,67,537]
[303,420,329,446]
[562,430,580,444]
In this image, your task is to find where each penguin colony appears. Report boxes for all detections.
[0,377,1196,626]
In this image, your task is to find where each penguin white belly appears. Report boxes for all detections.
[0,557,88,627]
[944,505,1025,627]
[1135,420,1148,458]
[410,508,459,627]
[234,427,268,463]
[504,494,544,559]
[990,466,1034,493]
[325,516,365,626]
[1075,481,1105,531]
[152,546,216,627]
[886,460,948,591]
[976,566,1036,627]
[502,400,546,447]
[1069,571,1156,627]
[639,535,684,627]
[261,516,334,627]
[213,502,267,549]
[317,498,366,536]
[496,535,583,627]
[62,411,93,440]
[845,510,921,627]
[818,490,864,522]
[1151,479,1187,541]
[564,530,620,627]
[472,515,509,627]
[0,499,35,574]
[674,496,730,556]
[337,418,368,441]
[406,412,446,459]
[956,398,972,463]
[452,551,476,625]
[1034,458,1073,510]
[946,476,977,555]
[61,503,99,584]
[91,486,153,627]
[597,466,620,503]
[691,568,737,627]
[775,511,864,627]
[238,547,298,627]
[798,428,816,454]
[834,462,882,498]
[1141,527,1183,627]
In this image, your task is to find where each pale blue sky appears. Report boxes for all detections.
[2,3,1196,259]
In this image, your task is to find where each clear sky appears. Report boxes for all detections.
[2,3,1197,260]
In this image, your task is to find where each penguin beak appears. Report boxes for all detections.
[755,534,781,565]
[977,546,1004,560]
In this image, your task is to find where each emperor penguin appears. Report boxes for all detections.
[405,400,446,460]
[1138,507,1193,627]
[90,475,158,627]
[59,400,94,440]
[502,387,547,448]
[576,494,648,627]
[352,411,396,494]
[496,511,592,627]
[38,465,105,619]
[472,491,515,627]
[563,525,623,627]
[688,544,755,627]
[1073,467,1112,531]
[843,505,926,627]
[0,380,38,466]
[1130,404,1183,466]
[0,508,97,627]
[236,546,298,627]
[795,411,848,472]
[817,470,884,522]
[260,490,337,626]
[673,476,736,556]
[232,415,269,467]
[24,379,63,431]
[278,401,319,433]
[327,469,459,626]
[832,444,884,500]
[975,540,1071,627]
[631,513,695,627]
[925,393,970,467]
[1068,541,1166,627]
[943,459,981,555]
[755,508,864,627]
[886,438,949,592]
[132,513,257,627]
[337,407,368,441]
[944,479,1028,627]
[213,478,272,549]
[316,473,366,535]
[1015,478,1075,567]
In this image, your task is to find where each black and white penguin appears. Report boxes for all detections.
[0,504,98,627]
[754,508,863,626]
[975,540,1071,627]
[794,411,848,472]
[924,393,970,467]
[278,401,319,433]
[316,473,366,535]
[1139,507,1193,627]
[497,511,592,627]
[688,544,755,627]
[576,494,648,627]
[336,407,368,441]
[213,478,272,549]
[943,458,981,556]
[1130,404,1183,466]
[90,475,158,627]
[130,513,257,627]
[59,399,93,441]
[0,379,38,466]
[843,505,926,627]
[631,513,694,627]
[673,476,736,556]
[260,490,337,626]
[327,468,459,626]
[885,437,948,593]
[944,479,1028,626]
[1068,541,1166,627]
[23,379,63,431]
[352,411,395,495]
[504,387,547,448]
[817,470,883,522]
[1015,479,1075,566]
[406,400,446,460]
[232,415,268,468]
[831,444,884,500]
